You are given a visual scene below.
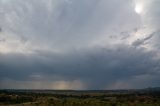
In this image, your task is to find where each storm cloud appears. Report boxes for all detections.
[0,0,160,89]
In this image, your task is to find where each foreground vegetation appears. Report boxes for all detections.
[0,89,160,106]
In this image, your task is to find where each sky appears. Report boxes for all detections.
[0,0,160,90]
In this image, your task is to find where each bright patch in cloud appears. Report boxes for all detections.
[135,3,143,14]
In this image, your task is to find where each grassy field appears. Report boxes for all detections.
[0,89,160,106]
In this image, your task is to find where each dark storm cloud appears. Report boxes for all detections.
[0,44,160,89]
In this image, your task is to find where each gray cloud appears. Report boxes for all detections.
[0,0,160,89]
[0,0,140,50]
[132,31,155,47]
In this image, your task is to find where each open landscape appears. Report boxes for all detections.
[1,0,160,106]
[0,88,160,106]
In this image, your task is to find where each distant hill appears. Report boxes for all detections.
[144,87,160,91]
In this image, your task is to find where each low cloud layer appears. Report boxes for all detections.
[0,0,160,89]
